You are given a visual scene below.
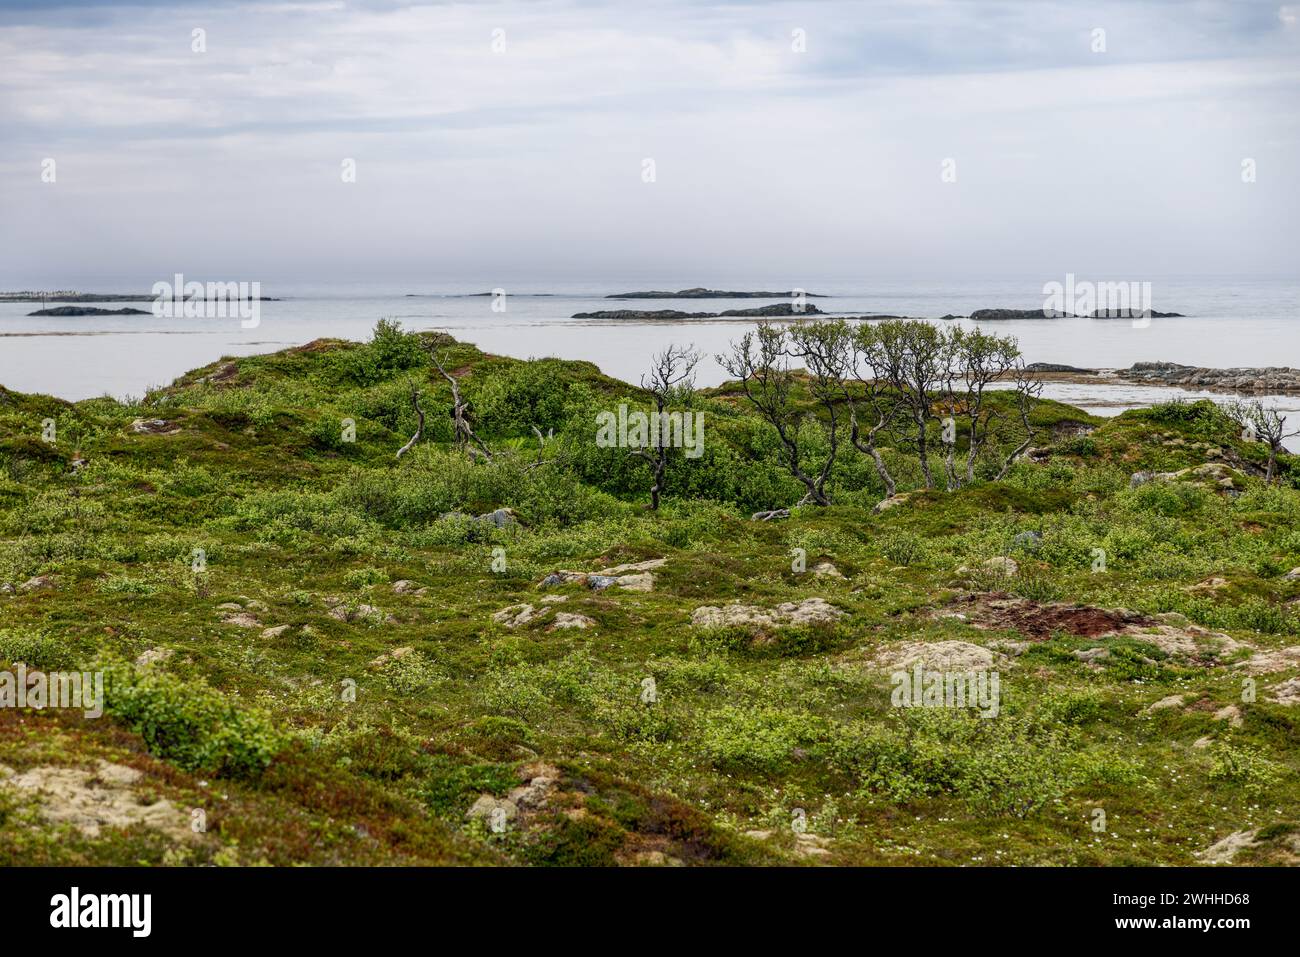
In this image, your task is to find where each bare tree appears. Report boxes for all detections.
[395,380,425,459]
[1225,399,1298,484]
[720,323,834,506]
[995,361,1044,481]
[632,344,702,510]
[430,350,493,462]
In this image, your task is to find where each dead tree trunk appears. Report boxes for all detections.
[395,382,425,459]
[430,351,493,462]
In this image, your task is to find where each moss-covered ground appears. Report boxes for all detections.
[1,324,1297,866]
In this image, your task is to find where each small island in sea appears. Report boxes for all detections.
[604,287,826,299]
[573,302,823,319]
[27,306,152,317]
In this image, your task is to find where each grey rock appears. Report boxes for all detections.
[1012,531,1042,549]
[1119,361,1300,396]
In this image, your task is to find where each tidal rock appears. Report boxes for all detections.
[1119,362,1300,396]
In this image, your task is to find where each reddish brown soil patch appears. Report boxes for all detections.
[946,592,1153,640]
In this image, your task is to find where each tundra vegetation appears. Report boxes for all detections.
[0,319,1297,866]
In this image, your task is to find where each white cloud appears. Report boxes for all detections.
[0,0,1296,284]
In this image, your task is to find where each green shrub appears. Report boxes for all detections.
[1208,743,1283,796]
[102,665,284,778]
[423,758,517,818]
[0,628,76,670]
[380,652,445,696]
[343,566,388,588]
[698,706,826,774]
[878,531,926,566]
[827,709,1082,817]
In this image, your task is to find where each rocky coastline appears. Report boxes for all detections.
[1117,361,1300,396]
[1024,361,1300,396]
[961,308,1185,320]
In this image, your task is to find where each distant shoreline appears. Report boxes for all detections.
[0,292,279,303]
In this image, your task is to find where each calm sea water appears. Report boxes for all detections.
[2,277,1297,444]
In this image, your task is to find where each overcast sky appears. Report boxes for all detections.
[1,0,1297,288]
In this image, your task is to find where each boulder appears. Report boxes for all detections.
[691,597,844,629]
[327,603,384,624]
[1144,694,1185,713]
[1234,646,1300,675]
[872,493,911,514]
[130,418,181,435]
[370,646,414,668]
[492,603,538,628]
[1213,704,1244,727]
[870,639,1000,672]
[1197,829,1260,865]
[550,612,595,630]
[134,647,173,668]
[538,558,665,593]
[220,612,262,629]
[465,795,518,826]
[1269,676,1300,706]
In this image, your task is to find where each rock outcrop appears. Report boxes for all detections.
[1117,361,1300,396]
[573,303,823,320]
[691,597,843,629]
[605,288,825,300]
